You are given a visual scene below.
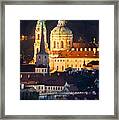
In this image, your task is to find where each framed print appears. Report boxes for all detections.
[0,0,119,120]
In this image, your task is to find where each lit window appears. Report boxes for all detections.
[20,74,22,78]
[28,75,30,78]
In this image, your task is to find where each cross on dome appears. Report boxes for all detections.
[57,20,66,27]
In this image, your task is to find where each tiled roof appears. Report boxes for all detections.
[20,64,35,72]
[73,39,98,48]
[20,73,66,86]
[58,51,99,58]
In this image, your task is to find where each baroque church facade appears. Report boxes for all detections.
[29,20,99,73]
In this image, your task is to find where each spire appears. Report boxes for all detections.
[39,21,47,54]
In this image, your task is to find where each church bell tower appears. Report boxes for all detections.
[35,21,49,74]
[33,20,48,63]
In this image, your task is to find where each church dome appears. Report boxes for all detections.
[50,20,73,51]
[51,20,72,35]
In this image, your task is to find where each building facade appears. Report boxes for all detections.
[29,20,99,73]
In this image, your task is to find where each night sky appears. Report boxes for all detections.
[20,20,99,43]
[20,20,99,62]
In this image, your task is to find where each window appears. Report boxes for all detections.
[28,75,30,78]
[37,28,40,31]
[54,41,56,48]
[38,34,40,39]
[62,66,64,71]
[20,74,22,78]
[42,69,44,72]
[61,41,64,48]
[37,48,39,54]
[60,60,62,62]
[57,42,59,48]
[57,66,58,70]
[39,56,40,59]
[58,87,60,90]
[44,56,46,59]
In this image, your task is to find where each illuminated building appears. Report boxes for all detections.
[29,20,99,72]
[35,22,50,75]
[31,20,48,63]
[50,20,73,51]
[20,35,28,41]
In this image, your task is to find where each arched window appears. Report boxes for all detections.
[61,41,64,48]
[37,34,40,39]
[57,66,58,70]
[54,41,56,48]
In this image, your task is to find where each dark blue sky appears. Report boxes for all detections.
[20,20,99,43]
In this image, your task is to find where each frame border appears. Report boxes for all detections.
[0,0,118,119]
